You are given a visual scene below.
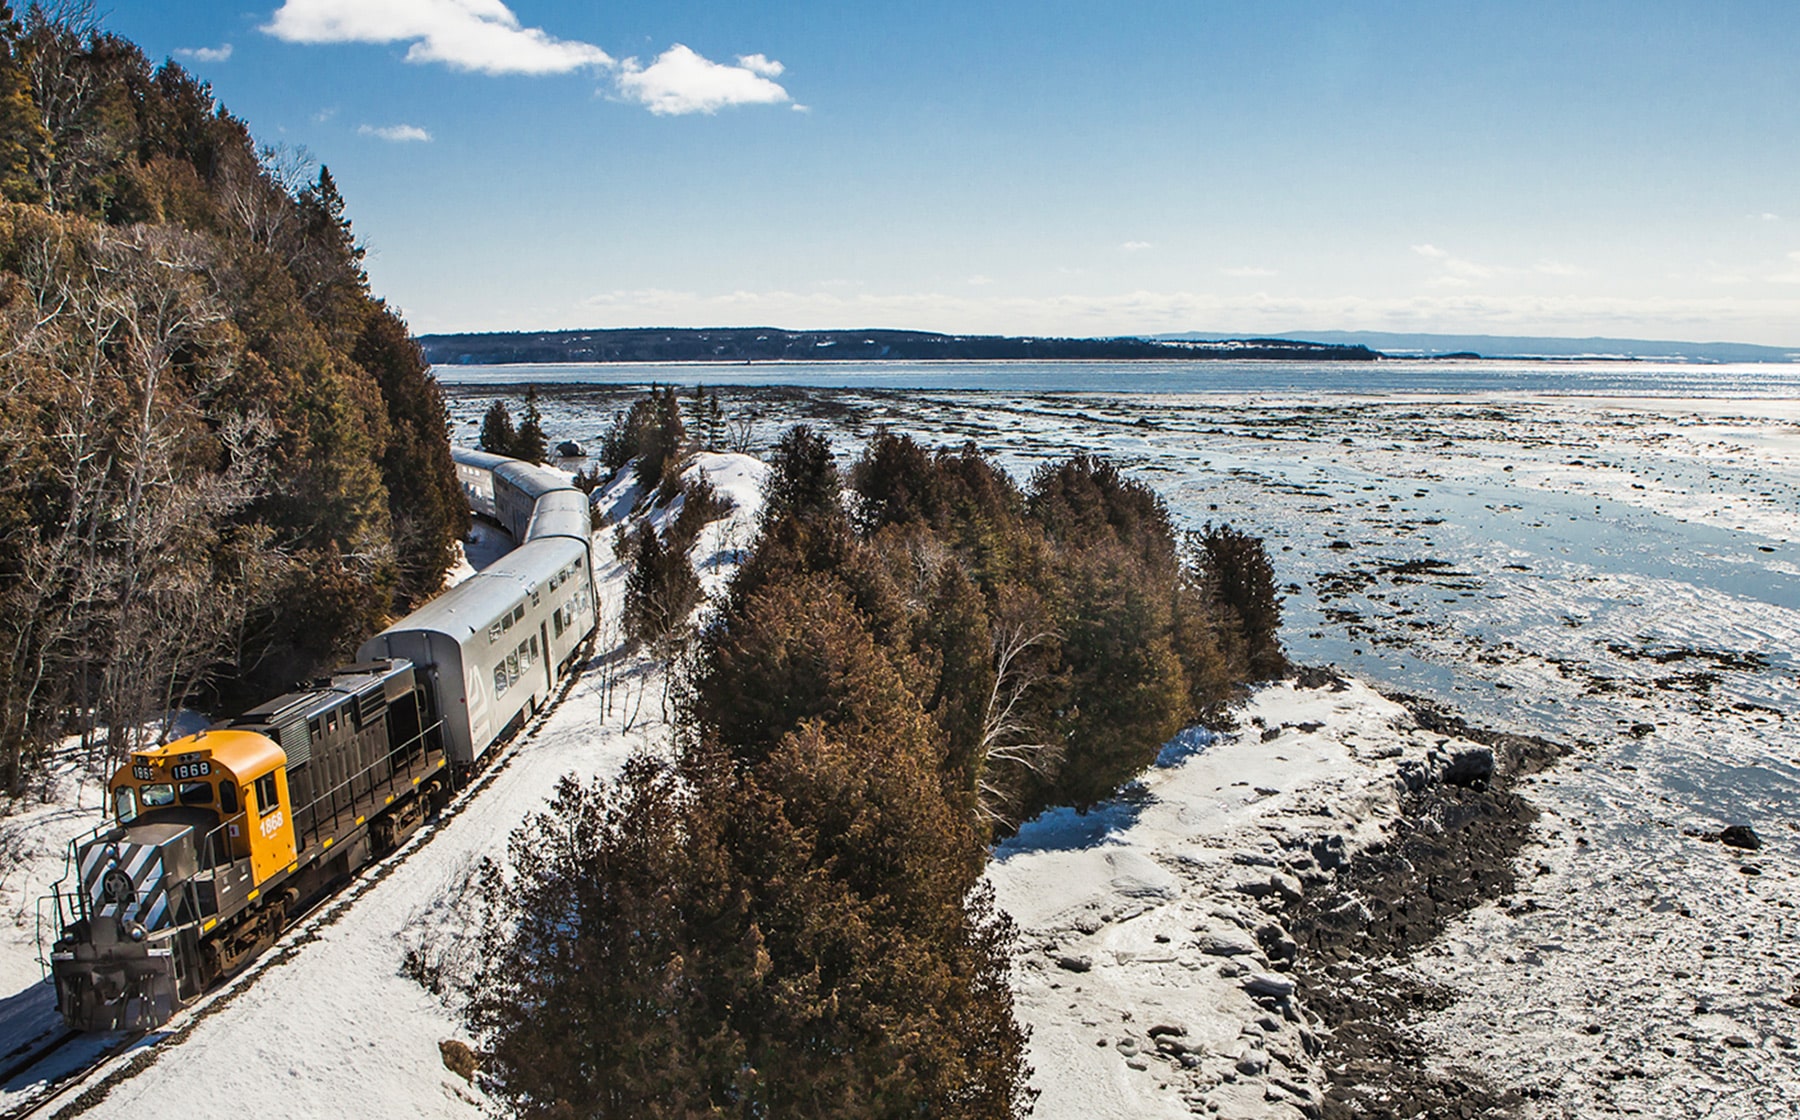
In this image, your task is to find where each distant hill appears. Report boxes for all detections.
[1154,330,1800,364]
[417,327,1379,365]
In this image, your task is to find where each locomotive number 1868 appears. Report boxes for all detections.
[171,761,212,780]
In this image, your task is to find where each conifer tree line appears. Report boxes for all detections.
[0,6,467,792]
[466,403,1287,1117]
[476,384,549,464]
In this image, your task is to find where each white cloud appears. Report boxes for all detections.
[1120,240,1154,251]
[264,0,612,75]
[615,44,790,115]
[736,53,784,78]
[1220,266,1278,278]
[264,3,799,117]
[1756,212,1781,222]
[966,274,994,286]
[359,123,433,142]
[175,43,233,63]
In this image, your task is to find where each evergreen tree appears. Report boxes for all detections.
[1193,522,1287,680]
[479,399,518,456]
[621,522,701,648]
[515,384,549,464]
[634,385,686,492]
[0,6,47,204]
[763,425,841,527]
[705,388,725,452]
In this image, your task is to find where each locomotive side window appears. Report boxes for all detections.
[255,773,280,815]
[115,787,139,823]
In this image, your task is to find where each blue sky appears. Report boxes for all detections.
[112,1,1800,343]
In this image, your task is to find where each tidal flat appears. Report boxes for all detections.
[445,381,1800,1116]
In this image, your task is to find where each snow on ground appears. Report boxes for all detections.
[445,522,514,588]
[5,529,671,1118]
[0,453,765,1118]
[587,451,768,601]
[989,678,1437,1119]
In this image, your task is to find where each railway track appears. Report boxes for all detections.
[2,637,595,1120]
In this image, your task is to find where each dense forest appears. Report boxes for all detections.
[0,5,466,793]
[463,391,1286,1118]
[419,326,1381,365]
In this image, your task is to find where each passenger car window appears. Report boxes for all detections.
[494,665,507,694]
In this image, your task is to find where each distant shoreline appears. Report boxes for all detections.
[416,327,1381,366]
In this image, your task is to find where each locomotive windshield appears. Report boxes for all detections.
[115,786,138,822]
[179,781,213,806]
[141,783,176,808]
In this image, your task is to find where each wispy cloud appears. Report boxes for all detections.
[174,43,233,63]
[1533,259,1588,278]
[359,123,433,142]
[1220,265,1278,278]
[966,274,994,287]
[1768,250,1800,285]
[615,45,791,115]
[1754,212,1781,222]
[1120,240,1154,252]
[264,0,612,75]
[1412,242,1494,282]
[565,286,1800,345]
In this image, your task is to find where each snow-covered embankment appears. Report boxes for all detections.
[989,673,1535,1118]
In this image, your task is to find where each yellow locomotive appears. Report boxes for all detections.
[48,660,449,1030]
[46,446,596,1032]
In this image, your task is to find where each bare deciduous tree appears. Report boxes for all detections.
[974,603,1061,828]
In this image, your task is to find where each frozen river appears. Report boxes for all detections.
[443,362,1800,1115]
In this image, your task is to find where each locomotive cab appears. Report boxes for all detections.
[110,730,297,889]
[51,730,297,1030]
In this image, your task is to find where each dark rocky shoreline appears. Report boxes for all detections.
[1287,682,1570,1118]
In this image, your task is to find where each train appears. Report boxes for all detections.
[45,448,596,1032]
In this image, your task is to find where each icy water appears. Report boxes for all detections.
[442,362,1800,1115]
[438,356,1800,398]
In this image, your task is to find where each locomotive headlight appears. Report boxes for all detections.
[123,920,147,942]
[101,868,134,905]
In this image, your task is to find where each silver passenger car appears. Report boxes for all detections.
[360,449,595,768]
